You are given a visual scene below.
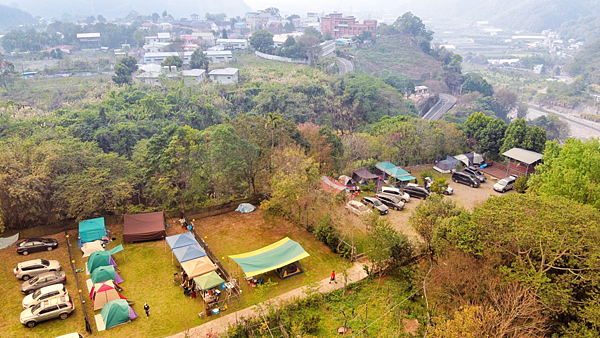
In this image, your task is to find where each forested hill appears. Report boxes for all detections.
[405,0,599,32]
[0,5,36,33]
[0,0,251,19]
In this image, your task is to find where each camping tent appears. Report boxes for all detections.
[91,265,124,284]
[319,176,347,193]
[166,232,198,250]
[82,240,105,258]
[180,256,218,278]
[235,203,256,214]
[374,161,397,177]
[454,152,484,166]
[95,299,137,331]
[0,233,19,250]
[338,175,358,190]
[229,237,310,278]
[386,167,417,182]
[172,243,206,263]
[79,218,106,244]
[276,261,304,279]
[434,156,459,174]
[90,280,126,311]
[88,251,117,274]
[123,211,166,243]
[193,271,225,290]
[352,168,379,184]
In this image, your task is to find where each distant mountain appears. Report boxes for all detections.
[0,0,251,20]
[0,5,36,33]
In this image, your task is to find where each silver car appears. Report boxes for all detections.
[21,271,67,295]
[14,259,62,281]
[20,295,74,328]
[22,284,68,309]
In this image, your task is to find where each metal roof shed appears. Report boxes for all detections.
[502,148,543,176]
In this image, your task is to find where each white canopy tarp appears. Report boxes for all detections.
[82,240,106,258]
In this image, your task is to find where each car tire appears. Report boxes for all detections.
[60,313,68,320]
[47,246,53,251]
[470,183,474,188]
[22,251,28,256]
[502,189,505,193]
[26,321,36,328]
[22,275,30,281]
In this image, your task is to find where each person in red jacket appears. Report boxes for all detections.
[330,270,337,284]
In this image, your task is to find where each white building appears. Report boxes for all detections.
[216,39,248,50]
[143,42,171,53]
[204,50,233,63]
[134,66,206,86]
[145,32,171,44]
[208,68,239,84]
[192,32,215,46]
[143,52,194,64]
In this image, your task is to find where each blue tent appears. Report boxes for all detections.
[172,243,206,263]
[166,232,198,250]
[79,218,106,244]
[235,203,256,214]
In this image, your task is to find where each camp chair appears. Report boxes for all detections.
[257,278,264,285]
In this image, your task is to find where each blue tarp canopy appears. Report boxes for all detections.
[166,232,198,250]
[172,243,207,263]
[79,217,106,244]
[235,203,256,214]
[375,161,396,176]
[108,245,124,255]
[387,167,417,182]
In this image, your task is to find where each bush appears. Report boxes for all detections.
[362,180,376,192]
[313,213,341,252]
[514,175,529,194]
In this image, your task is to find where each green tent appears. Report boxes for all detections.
[100,299,130,330]
[88,251,116,274]
[193,271,225,290]
[91,265,125,284]
[229,237,310,278]
[79,217,106,244]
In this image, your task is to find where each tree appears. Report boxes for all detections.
[410,194,463,256]
[529,138,600,209]
[461,73,493,96]
[464,112,507,156]
[152,13,160,22]
[385,74,415,98]
[393,12,432,40]
[162,10,168,17]
[500,118,546,154]
[364,215,414,275]
[303,26,323,41]
[133,30,146,48]
[97,15,107,23]
[190,48,209,71]
[112,56,138,85]
[449,194,600,332]
[86,16,96,24]
[0,58,17,90]
[283,22,295,33]
[249,30,274,54]
[265,112,282,148]
[161,55,183,69]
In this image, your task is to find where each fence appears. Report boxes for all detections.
[64,231,93,333]
[255,51,309,64]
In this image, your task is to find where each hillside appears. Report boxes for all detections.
[352,34,443,82]
[0,0,251,19]
[0,5,36,33]
[560,14,600,42]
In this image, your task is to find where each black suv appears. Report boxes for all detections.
[401,183,430,199]
[360,196,389,215]
[452,171,480,188]
[463,166,487,182]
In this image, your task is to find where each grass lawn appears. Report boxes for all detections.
[0,209,347,337]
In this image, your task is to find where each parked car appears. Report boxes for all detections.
[494,175,518,193]
[55,334,84,338]
[463,166,487,183]
[375,193,405,211]
[14,259,62,281]
[424,177,454,195]
[452,171,481,188]
[345,200,373,217]
[360,196,389,215]
[401,183,431,199]
[21,271,67,295]
[16,238,59,255]
[20,295,74,328]
[380,186,410,202]
[22,284,68,309]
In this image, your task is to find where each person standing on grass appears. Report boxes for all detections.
[330,270,337,284]
[144,303,150,318]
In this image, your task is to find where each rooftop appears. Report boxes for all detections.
[502,148,543,165]
[209,68,239,76]
[77,33,101,38]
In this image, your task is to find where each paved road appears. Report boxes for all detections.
[528,103,600,136]
[422,94,457,121]
[337,57,354,75]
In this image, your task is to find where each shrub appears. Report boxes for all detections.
[514,175,529,194]
[313,213,341,252]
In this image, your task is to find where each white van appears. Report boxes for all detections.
[22,284,68,309]
[380,186,410,202]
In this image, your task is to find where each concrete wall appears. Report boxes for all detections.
[255,51,308,64]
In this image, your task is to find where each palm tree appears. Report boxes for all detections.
[265,112,281,148]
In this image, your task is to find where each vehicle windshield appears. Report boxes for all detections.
[32,289,42,299]
[31,303,41,312]
[41,259,50,266]
[373,200,383,206]
[29,276,39,284]
[498,180,508,186]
